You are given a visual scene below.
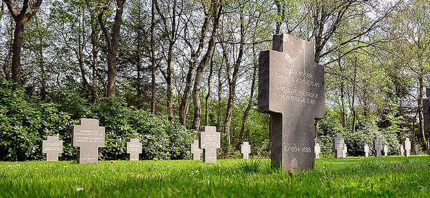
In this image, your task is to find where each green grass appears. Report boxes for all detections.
[0,156,429,197]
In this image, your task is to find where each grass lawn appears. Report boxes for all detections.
[0,156,429,197]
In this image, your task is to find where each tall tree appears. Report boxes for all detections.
[3,0,43,87]
[98,0,127,98]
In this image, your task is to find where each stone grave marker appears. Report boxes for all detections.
[42,135,63,161]
[364,144,369,158]
[334,134,345,158]
[415,145,419,155]
[383,145,389,156]
[374,136,382,157]
[404,138,411,157]
[342,144,348,158]
[190,139,202,160]
[240,142,251,159]
[258,34,325,171]
[73,118,105,164]
[314,143,321,159]
[400,145,404,156]
[199,126,220,163]
[126,138,142,161]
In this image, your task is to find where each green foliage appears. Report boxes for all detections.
[1,157,430,197]
[0,79,194,161]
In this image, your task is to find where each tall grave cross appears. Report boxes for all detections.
[404,138,411,157]
[258,34,325,171]
[400,145,404,156]
[364,144,369,158]
[199,126,220,163]
[241,142,251,159]
[42,135,63,161]
[334,134,345,158]
[73,119,105,164]
[374,136,382,157]
[127,138,142,161]
[190,140,202,160]
[343,144,348,158]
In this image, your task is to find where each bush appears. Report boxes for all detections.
[0,79,194,161]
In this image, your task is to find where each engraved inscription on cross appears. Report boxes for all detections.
[127,138,142,161]
[199,126,220,163]
[42,135,63,161]
[374,136,382,157]
[258,34,325,171]
[190,139,202,160]
[73,119,105,164]
[334,134,345,158]
[240,142,251,159]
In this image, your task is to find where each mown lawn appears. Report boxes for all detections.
[0,156,429,197]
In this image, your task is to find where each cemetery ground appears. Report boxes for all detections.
[1,156,429,197]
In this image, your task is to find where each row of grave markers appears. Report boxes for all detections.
[312,134,419,158]
[43,119,251,163]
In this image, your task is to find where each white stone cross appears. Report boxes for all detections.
[42,135,63,161]
[73,118,105,164]
[404,138,411,157]
[190,139,202,160]
[314,143,321,159]
[383,145,389,156]
[241,142,251,159]
[199,126,220,163]
[364,144,369,158]
[127,138,142,161]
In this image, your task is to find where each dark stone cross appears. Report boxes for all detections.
[127,138,142,161]
[334,134,345,158]
[258,34,325,171]
[42,135,63,161]
[190,139,202,160]
[199,126,220,163]
[73,119,105,164]
[374,136,382,157]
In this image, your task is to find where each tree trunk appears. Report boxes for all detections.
[89,8,99,103]
[11,21,24,87]
[224,6,245,147]
[205,56,214,126]
[77,8,88,93]
[191,2,221,130]
[351,59,357,134]
[150,0,156,114]
[418,74,427,149]
[239,42,258,142]
[217,63,223,128]
[179,4,211,126]
[99,0,126,99]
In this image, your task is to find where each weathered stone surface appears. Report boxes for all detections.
[258,34,325,171]
[199,126,220,163]
[364,144,369,158]
[404,138,411,157]
[383,145,389,156]
[374,136,382,157]
[73,118,105,164]
[314,143,321,159]
[126,138,142,161]
[42,135,63,161]
[190,139,202,160]
[334,134,345,158]
[241,142,251,159]
[400,145,404,156]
